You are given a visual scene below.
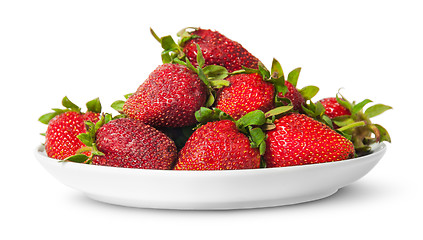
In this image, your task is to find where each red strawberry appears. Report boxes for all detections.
[277,81,306,112]
[91,118,177,169]
[174,120,260,170]
[315,94,392,155]
[264,113,355,167]
[122,63,207,127]
[214,60,311,120]
[179,28,260,72]
[318,97,351,118]
[40,97,101,160]
[215,73,275,120]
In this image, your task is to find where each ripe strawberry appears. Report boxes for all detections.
[316,93,392,155]
[264,113,355,167]
[180,28,260,72]
[150,28,259,72]
[90,118,177,169]
[214,59,313,120]
[39,97,101,160]
[215,73,275,120]
[122,63,208,127]
[174,120,260,170]
[318,97,351,118]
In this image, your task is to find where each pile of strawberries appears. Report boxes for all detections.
[39,27,392,171]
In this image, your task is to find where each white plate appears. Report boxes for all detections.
[35,143,386,210]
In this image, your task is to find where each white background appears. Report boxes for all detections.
[1,0,422,239]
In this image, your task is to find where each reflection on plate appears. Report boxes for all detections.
[35,143,386,210]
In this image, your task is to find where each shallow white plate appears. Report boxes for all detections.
[35,143,386,210]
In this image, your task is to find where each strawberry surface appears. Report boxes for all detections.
[183,29,260,72]
[264,113,355,167]
[174,120,260,170]
[92,118,177,169]
[215,73,275,120]
[123,63,207,127]
[45,111,100,160]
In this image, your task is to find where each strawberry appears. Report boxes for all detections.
[215,73,275,120]
[318,97,351,118]
[150,28,260,72]
[39,97,101,160]
[174,120,261,170]
[180,28,260,72]
[215,59,316,120]
[264,113,355,167]
[174,107,292,170]
[319,93,392,155]
[122,63,208,127]
[90,118,178,169]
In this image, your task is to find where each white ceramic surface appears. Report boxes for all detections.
[35,143,386,210]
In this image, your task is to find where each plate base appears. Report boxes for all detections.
[85,189,339,210]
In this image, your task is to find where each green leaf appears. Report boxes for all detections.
[38,112,59,124]
[270,76,287,95]
[124,93,133,99]
[196,44,205,68]
[262,122,276,130]
[332,115,355,127]
[352,99,372,115]
[274,96,291,108]
[195,107,232,123]
[86,97,102,113]
[302,104,316,117]
[240,66,260,74]
[94,114,111,132]
[259,142,266,156]
[299,86,319,100]
[64,154,89,163]
[249,127,266,145]
[104,114,112,124]
[271,58,284,79]
[287,68,301,87]
[160,35,179,52]
[236,110,266,132]
[52,108,66,114]
[195,107,214,123]
[364,104,392,118]
[208,79,230,88]
[264,106,293,118]
[321,115,334,128]
[111,100,125,112]
[205,90,215,107]
[77,133,93,147]
[336,93,353,111]
[258,62,270,80]
[91,143,104,156]
[203,65,229,80]
[337,121,366,132]
[62,96,80,112]
[172,57,187,66]
[314,101,326,116]
[150,28,161,43]
[161,52,172,64]
[185,57,197,72]
[197,67,209,87]
[374,124,391,143]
